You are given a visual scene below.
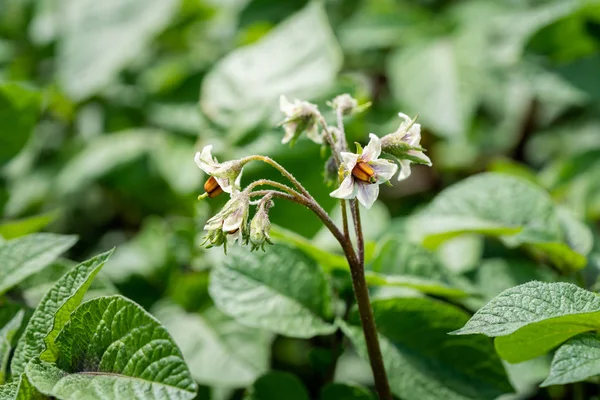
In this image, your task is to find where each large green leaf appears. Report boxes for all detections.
[0,311,24,384]
[25,296,197,400]
[0,234,77,296]
[0,83,40,166]
[340,297,512,400]
[541,333,600,386]
[209,244,336,338]
[453,281,600,363]
[11,251,113,376]
[153,302,271,387]
[410,173,590,271]
[244,371,309,400]
[57,0,178,100]
[200,2,342,135]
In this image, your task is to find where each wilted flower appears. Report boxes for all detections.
[249,199,273,252]
[328,94,370,116]
[330,134,398,209]
[279,95,322,145]
[380,113,432,181]
[202,193,250,252]
[195,145,244,197]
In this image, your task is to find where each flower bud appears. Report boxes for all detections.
[201,192,250,253]
[279,95,322,145]
[249,199,273,252]
[380,113,432,181]
[328,94,371,116]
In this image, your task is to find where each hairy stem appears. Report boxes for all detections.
[347,256,392,400]
[350,200,364,265]
[246,179,303,199]
[340,199,350,239]
[242,155,311,198]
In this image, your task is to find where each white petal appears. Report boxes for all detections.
[397,160,412,181]
[356,182,379,209]
[223,210,243,232]
[361,134,382,162]
[279,95,295,115]
[234,169,243,190]
[397,112,411,123]
[306,123,323,144]
[281,122,297,144]
[340,152,359,172]
[330,175,357,199]
[408,149,432,166]
[195,145,219,174]
[226,229,242,244]
[405,123,422,146]
[215,177,232,193]
[370,159,398,183]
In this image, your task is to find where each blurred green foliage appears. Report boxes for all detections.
[1,0,600,398]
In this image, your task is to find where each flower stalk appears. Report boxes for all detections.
[195,94,431,400]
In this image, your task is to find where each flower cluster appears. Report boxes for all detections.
[195,93,432,252]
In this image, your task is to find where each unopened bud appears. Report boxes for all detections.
[352,161,377,184]
[329,94,371,116]
[249,200,273,252]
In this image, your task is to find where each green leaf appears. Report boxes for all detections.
[388,39,479,139]
[367,237,471,298]
[26,295,197,400]
[340,297,512,400]
[555,54,600,101]
[209,244,336,338]
[57,0,179,100]
[150,136,201,195]
[0,83,40,166]
[11,251,113,376]
[0,374,46,400]
[244,371,309,400]
[0,233,77,296]
[55,130,160,196]
[270,225,348,272]
[411,173,590,271]
[0,212,58,240]
[201,2,342,135]
[320,383,374,400]
[0,311,24,384]
[541,333,600,386]
[153,302,271,387]
[453,281,600,363]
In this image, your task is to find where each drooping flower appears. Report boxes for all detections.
[330,134,398,209]
[195,145,244,197]
[380,113,432,181]
[202,193,250,252]
[328,94,370,116]
[249,199,273,252]
[279,95,322,145]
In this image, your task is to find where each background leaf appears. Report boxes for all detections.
[244,371,309,400]
[341,297,512,400]
[0,234,77,296]
[153,302,272,387]
[209,244,336,338]
[200,1,342,135]
[542,333,600,386]
[0,83,40,166]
